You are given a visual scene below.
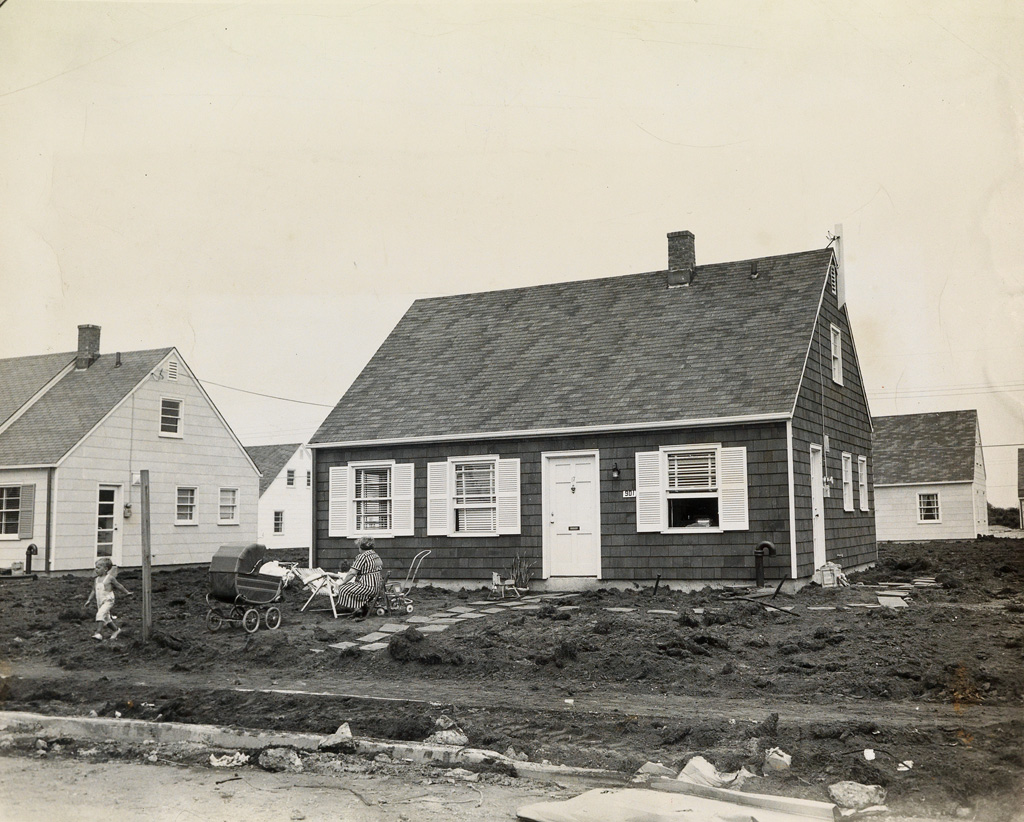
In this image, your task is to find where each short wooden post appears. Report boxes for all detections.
[140,470,153,642]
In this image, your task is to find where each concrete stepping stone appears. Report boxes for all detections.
[378,623,407,633]
[481,607,505,614]
[646,609,678,615]
[429,612,457,619]
[447,606,478,614]
[515,604,542,610]
[604,607,637,613]
[806,606,836,611]
[459,612,488,619]
[355,631,389,643]
[557,605,580,611]
[359,642,389,651]
[469,600,493,606]
[406,615,434,623]
[328,641,358,651]
[417,623,450,633]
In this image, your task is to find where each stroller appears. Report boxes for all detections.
[206,543,284,633]
[371,550,430,617]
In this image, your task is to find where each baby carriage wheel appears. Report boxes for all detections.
[242,608,261,633]
[264,606,282,631]
[206,609,223,632]
[405,602,414,614]
[375,605,387,617]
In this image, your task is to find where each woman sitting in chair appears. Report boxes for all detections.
[333,537,384,616]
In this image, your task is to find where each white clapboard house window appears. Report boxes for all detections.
[427,456,521,537]
[858,456,869,511]
[218,488,239,524]
[328,461,414,538]
[842,453,854,512]
[0,484,35,539]
[635,444,748,533]
[160,398,183,437]
[918,492,941,523]
[176,486,197,524]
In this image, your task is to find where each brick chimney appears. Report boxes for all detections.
[667,230,695,287]
[76,324,101,370]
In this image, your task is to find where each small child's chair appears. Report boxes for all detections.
[489,571,520,599]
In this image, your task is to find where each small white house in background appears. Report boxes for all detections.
[872,410,989,541]
[245,443,312,555]
[0,325,260,572]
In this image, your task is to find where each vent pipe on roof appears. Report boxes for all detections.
[833,223,846,309]
[667,230,695,287]
[76,324,101,370]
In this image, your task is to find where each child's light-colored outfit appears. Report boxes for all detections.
[94,572,117,622]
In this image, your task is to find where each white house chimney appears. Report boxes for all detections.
[833,223,846,309]
[667,230,695,287]
[76,324,101,370]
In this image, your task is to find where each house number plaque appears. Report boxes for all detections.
[622,490,636,498]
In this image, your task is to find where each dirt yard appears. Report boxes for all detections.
[2,538,1022,820]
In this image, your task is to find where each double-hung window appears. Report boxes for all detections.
[219,488,239,524]
[830,325,843,385]
[427,456,521,537]
[1,486,22,537]
[842,453,854,512]
[274,510,284,534]
[328,461,414,538]
[160,398,183,437]
[858,456,869,511]
[636,444,748,533]
[354,465,392,532]
[918,493,940,523]
[286,470,295,487]
[176,487,197,524]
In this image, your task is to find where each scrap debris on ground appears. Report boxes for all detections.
[1,537,1022,820]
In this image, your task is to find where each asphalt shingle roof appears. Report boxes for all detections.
[872,410,980,486]
[246,443,302,496]
[0,349,173,466]
[312,248,834,444]
[0,351,76,427]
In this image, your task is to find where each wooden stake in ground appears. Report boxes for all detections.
[140,470,153,642]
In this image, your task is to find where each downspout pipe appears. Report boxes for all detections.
[45,467,55,572]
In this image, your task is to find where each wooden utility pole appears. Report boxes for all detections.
[140,470,153,642]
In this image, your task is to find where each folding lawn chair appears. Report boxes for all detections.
[490,571,521,599]
[300,570,345,619]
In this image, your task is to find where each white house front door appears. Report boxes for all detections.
[809,445,826,570]
[96,485,124,565]
[543,452,601,578]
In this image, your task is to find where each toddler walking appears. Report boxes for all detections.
[85,557,132,640]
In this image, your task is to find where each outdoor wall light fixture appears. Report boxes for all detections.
[611,463,621,480]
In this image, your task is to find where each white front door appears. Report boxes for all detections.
[543,452,601,577]
[809,446,826,569]
[96,485,124,565]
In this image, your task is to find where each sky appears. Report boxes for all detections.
[1,0,1022,505]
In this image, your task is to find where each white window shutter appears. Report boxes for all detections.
[719,447,749,531]
[427,461,451,535]
[328,466,349,538]
[19,484,35,539]
[393,463,415,536]
[635,451,663,532]
[496,458,521,535]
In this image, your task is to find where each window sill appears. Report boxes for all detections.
[218,521,240,526]
[174,521,198,527]
[352,532,394,539]
[448,532,499,538]
[664,528,724,535]
[159,432,184,439]
[0,534,20,541]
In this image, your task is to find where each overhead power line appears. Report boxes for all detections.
[200,379,335,408]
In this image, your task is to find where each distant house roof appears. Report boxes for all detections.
[872,410,980,486]
[312,247,835,445]
[246,443,302,496]
[0,348,174,466]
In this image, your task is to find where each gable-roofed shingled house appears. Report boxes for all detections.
[309,230,876,588]
[246,442,312,554]
[0,325,259,572]
[872,410,989,541]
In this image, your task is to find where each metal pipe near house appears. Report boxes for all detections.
[753,540,776,588]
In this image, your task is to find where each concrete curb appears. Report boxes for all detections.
[0,711,624,786]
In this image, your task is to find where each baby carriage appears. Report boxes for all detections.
[206,543,284,633]
[371,550,430,617]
